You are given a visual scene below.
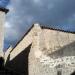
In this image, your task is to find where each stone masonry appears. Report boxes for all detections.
[29,24,75,75]
[5,23,75,75]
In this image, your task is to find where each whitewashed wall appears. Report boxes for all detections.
[0,11,5,57]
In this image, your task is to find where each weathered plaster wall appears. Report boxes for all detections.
[29,24,75,75]
[0,11,5,57]
[43,29,75,55]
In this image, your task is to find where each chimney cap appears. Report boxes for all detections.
[0,7,9,14]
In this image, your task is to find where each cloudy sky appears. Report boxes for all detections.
[4,0,75,51]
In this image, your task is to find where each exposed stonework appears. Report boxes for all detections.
[29,24,75,75]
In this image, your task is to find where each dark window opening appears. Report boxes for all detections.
[57,70,62,75]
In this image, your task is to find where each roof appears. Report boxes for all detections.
[41,25,75,34]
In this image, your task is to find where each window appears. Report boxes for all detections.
[57,70,62,75]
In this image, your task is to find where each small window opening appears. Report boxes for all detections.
[57,70,62,75]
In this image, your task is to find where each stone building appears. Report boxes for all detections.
[5,23,75,75]
[0,1,75,75]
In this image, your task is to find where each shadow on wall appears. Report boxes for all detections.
[48,41,75,58]
[0,57,4,70]
[71,71,75,75]
[5,44,32,75]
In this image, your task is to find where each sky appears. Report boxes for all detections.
[4,0,75,51]
[0,0,9,7]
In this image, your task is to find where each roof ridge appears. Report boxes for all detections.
[41,25,75,34]
[9,23,75,52]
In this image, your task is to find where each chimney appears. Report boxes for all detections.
[0,7,9,57]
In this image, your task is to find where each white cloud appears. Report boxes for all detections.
[4,23,21,42]
[4,22,11,28]
[5,0,75,48]
[32,0,43,7]
[33,0,41,3]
